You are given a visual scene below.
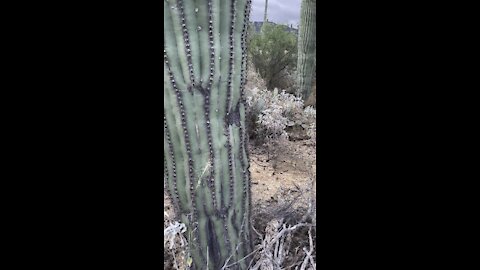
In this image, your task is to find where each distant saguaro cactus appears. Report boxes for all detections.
[297,0,316,100]
[263,0,269,23]
[164,0,253,269]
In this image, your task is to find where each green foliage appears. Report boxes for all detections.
[248,23,297,90]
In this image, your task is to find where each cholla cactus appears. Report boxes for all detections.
[164,0,253,269]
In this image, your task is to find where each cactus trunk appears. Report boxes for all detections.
[263,0,268,23]
[297,0,316,100]
[164,0,253,269]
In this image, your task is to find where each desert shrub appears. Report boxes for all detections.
[248,23,297,91]
[245,86,316,145]
[245,62,267,92]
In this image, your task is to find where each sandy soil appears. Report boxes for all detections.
[249,140,316,207]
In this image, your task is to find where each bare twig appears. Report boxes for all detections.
[250,219,314,270]
[299,227,315,270]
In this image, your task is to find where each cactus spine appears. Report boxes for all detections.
[164,0,253,269]
[297,0,316,100]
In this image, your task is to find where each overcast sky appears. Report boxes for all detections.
[250,0,301,28]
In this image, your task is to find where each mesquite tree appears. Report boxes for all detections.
[249,24,297,90]
[164,0,253,269]
[297,0,316,100]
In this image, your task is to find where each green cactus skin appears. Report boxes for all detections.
[164,0,253,269]
[297,0,316,100]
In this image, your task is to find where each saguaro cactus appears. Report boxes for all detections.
[296,0,316,100]
[164,0,253,269]
[263,0,268,23]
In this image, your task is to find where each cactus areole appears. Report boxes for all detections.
[164,1,253,269]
